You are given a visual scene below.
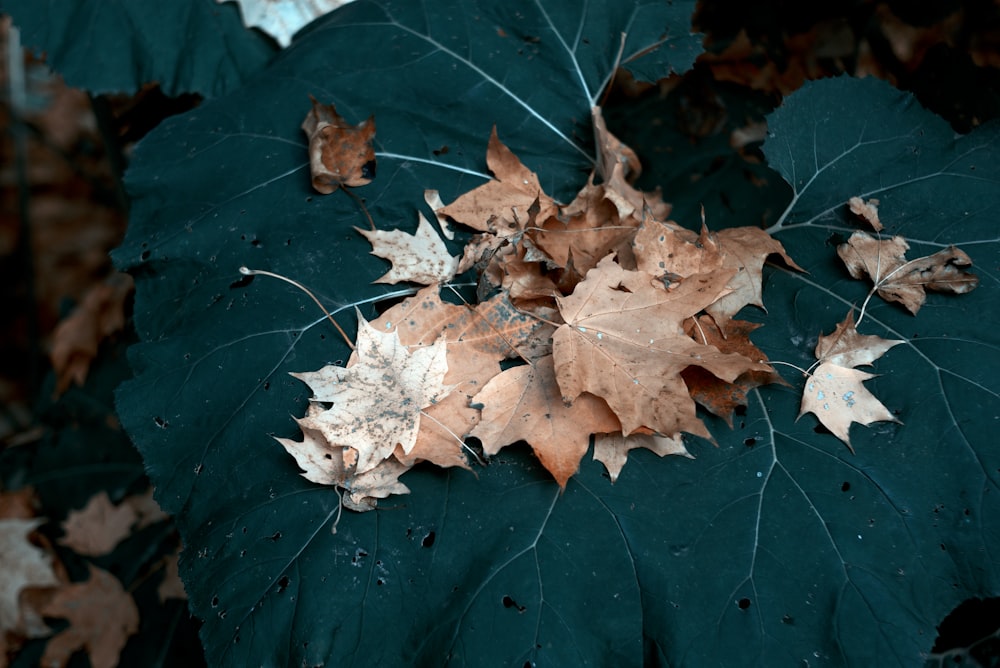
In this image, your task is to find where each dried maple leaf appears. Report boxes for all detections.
[799,311,903,450]
[553,255,769,438]
[837,231,979,314]
[469,356,621,487]
[290,315,450,474]
[593,432,692,483]
[438,127,558,236]
[39,565,139,668]
[59,491,137,557]
[301,95,375,193]
[358,212,459,285]
[0,518,59,637]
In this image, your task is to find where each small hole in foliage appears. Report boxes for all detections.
[269,531,282,541]
[211,596,219,607]
[782,614,794,625]
[421,531,436,548]
[744,437,756,447]
[841,482,851,492]
[141,250,150,261]
[737,598,751,610]
[277,576,289,593]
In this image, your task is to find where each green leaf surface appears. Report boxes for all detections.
[112,1,700,665]
[3,0,278,96]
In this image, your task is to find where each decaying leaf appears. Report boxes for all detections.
[358,212,459,285]
[837,231,979,314]
[290,315,450,474]
[38,565,139,668]
[59,491,138,557]
[799,311,903,450]
[301,95,375,193]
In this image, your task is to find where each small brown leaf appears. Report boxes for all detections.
[848,196,883,231]
[301,95,375,193]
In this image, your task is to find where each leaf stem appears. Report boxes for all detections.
[239,266,355,349]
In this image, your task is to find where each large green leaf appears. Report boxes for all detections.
[112,1,701,665]
[3,0,277,96]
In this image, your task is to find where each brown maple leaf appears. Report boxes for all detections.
[837,231,979,314]
[358,212,459,285]
[553,255,769,438]
[290,314,450,473]
[469,355,621,487]
[38,565,139,668]
[799,311,903,450]
[301,95,376,193]
[438,127,558,236]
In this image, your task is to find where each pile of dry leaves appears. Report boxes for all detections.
[265,100,978,512]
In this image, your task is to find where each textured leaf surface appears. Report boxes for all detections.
[112,1,700,665]
[4,0,277,96]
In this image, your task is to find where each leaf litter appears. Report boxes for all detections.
[261,103,981,511]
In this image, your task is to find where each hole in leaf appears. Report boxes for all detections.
[782,614,794,625]
[931,597,1000,660]
[153,417,168,429]
[211,596,219,607]
[268,531,282,542]
[421,531,436,548]
[140,250,150,261]
[502,595,526,612]
[230,274,253,289]
[841,482,851,492]
[737,598,751,610]
[277,576,289,593]
[432,145,449,156]
[744,437,756,447]
[376,577,385,586]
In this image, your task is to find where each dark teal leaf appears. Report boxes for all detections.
[3,0,277,96]
[112,1,699,665]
